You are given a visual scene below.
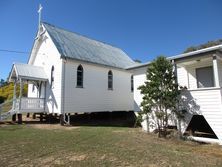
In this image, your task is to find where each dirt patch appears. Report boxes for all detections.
[28,124,80,130]
[41,156,55,164]
[69,154,87,161]
[112,130,125,133]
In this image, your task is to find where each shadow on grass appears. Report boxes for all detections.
[69,111,136,127]
[0,111,138,128]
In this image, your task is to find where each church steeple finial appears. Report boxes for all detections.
[37,4,43,29]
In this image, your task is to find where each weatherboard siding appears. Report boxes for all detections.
[131,66,147,112]
[28,31,62,114]
[177,59,222,140]
[177,67,189,88]
[181,88,222,140]
[63,59,134,113]
[179,60,222,90]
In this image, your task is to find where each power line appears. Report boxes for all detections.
[0,49,45,55]
[0,49,30,54]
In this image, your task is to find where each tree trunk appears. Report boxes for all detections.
[178,118,183,139]
[60,114,64,126]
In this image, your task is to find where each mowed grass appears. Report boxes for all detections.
[0,124,222,167]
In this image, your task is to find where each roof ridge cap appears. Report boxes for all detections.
[42,22,127,52]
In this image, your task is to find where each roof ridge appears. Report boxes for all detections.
[41,21,126,52]
[41,21,136,69]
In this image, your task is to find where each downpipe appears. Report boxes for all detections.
[61,58,70,125]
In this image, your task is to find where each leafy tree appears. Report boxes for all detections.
[138,56,180,138]
[0,96,5,104]
[0,79,7,87]
[183,39,222,53]
[0,82,28,103]
[134,59,142,63]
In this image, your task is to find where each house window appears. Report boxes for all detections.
[51,65,55,88]
[108,70,113,90]
[196,66,214,88]
[131,75,134,92]
[77,65,83,88]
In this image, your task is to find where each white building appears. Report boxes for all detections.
[7,22,222,143]
[8,22,136,123]
[129,45,222,143]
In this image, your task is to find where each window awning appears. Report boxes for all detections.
[9,63,48,82]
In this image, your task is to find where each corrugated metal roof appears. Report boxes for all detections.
[11,63,48,81]
[42,22,136,69]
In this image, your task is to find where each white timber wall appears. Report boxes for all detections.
[131,66,147,112]
[130,66,149,131]
[28,84,38,98]
[181,88,222,140]
[28,31,63,114]
[178,59,222,90]
[177,66,189,88]
[62,59,134,113]
[177,58,222,140]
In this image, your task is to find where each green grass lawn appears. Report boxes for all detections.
[0,124,222,167]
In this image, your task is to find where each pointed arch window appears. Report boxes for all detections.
[131,75,134,92]
[77,65,83,88]
[51,65,55,88]
[108,70,113,90]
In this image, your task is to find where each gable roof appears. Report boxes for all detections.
[9,63,48,82]
[42,22,136,69]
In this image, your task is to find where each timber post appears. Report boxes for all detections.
[32,113,36,119]
[17,114,22,124]
[60,114,64,126]
[19,78,23,110]
[40,113,43,122]
[26,113,30,118]
[12,114,16,122]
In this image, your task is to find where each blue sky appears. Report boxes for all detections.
[1,0,222,80]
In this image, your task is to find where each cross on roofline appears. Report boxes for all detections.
[38,4,43,29]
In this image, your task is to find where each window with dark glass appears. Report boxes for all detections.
[131,75,134,92]
[196,66,214,88]
[108,70,113,90]
[51,65,54,88]
[77,65,83,87]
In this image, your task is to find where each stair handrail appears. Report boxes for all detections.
[0,99,14,117]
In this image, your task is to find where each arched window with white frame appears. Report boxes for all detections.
[51,65,55,88]
[108,70,113,90]
[77,65,83,88]
[131,75,134,92]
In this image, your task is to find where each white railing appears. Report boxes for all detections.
[0,100,13,120]
[16,97,45,112]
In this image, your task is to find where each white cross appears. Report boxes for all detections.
[38,4,43,28]
[38,4,43,14]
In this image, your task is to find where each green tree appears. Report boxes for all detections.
[183,39,222,53]
[134,59,142,63]
[0,79,7,87]
[138,56,180,138]
[0,83,28,103]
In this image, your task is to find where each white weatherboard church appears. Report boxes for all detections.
[9,22,136,123]
[5,20,222,144]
